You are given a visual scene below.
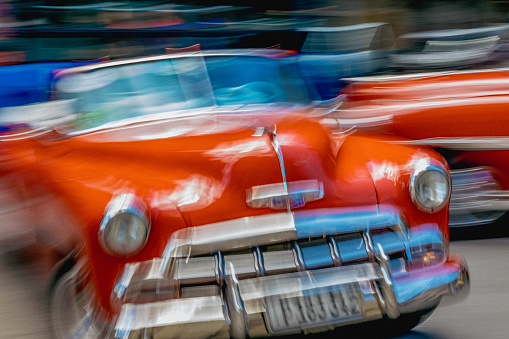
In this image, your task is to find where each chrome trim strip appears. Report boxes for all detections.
[425,35,500,49]
[163,213,297,261]
[343,65,509,83]
[396,137,509,151]
[0,127,52,141]
[267,127,291,213]
[321,115,394,129]
[55,49,293,77]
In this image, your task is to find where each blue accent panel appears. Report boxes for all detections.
[393,269,460,304]
[294,209,401,238]
[337,238,367,263]
[301,244,333,269]
[372,232,406,254]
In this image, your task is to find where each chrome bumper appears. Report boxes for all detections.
[112,206,470,339]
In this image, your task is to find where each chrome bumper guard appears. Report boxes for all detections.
[112,206,469,339]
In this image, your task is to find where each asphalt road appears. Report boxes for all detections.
[408,235,509,339]
[0,233,508,338]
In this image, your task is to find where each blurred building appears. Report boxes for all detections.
[0,0,507,63]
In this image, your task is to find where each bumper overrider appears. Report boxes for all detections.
[111,206,469,339]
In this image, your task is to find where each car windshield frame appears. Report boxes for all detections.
[52,50,320,133]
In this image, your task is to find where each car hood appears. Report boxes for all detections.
[38,110,378,228]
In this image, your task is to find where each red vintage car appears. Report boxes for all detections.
[0,50,469,338]
[335,68,509,229]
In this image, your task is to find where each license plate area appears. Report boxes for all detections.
[264,284,362,333]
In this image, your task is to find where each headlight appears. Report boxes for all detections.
[99,193,150,257]
[410,160,451,213]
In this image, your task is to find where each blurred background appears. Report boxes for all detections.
[1,0,509,63]
[4,0,509,106]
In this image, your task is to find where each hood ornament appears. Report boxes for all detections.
[247,179,324,210]
[250,125,323,210]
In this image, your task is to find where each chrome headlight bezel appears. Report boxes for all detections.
[410,160,451,213]
[99,193,150,257]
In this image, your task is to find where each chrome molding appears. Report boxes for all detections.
[0,127,52,141]
[54,49,294,78]
[321,115,394,130]
[343,64,509,83]
[267,127,291,213]
[161,213,297,264]
[396,137,509,151]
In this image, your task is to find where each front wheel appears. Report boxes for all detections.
[49,260,106,339]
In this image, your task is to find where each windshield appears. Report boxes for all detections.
[54,54,318,131]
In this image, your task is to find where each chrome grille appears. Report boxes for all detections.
[176,228,407,296]
[112,207,411,306]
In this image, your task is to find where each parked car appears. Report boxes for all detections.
[389,25,509,70]
[0,60,97,108]
[0,50,469,338]
[335,67,509,228]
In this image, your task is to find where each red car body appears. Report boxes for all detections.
[0,50,468,338]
